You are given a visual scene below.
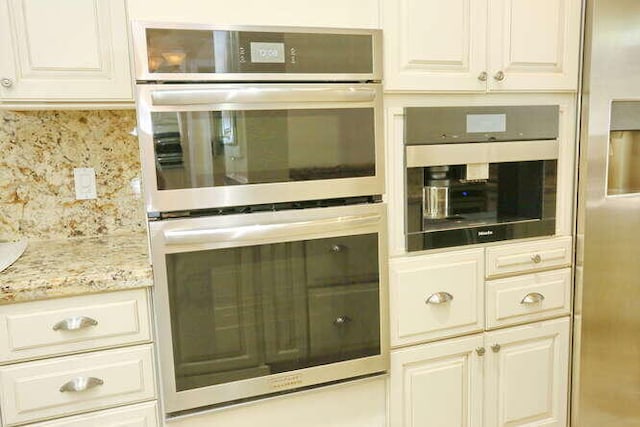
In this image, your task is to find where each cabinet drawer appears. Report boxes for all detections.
[485,236,572,278]
[28,401,158,427]
[390,249,484,347]
[0,289,151,363]
[0,344,155,426]
[486,268,572,329]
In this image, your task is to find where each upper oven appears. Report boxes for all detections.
[404,105,560,251]
[132,23,384,214]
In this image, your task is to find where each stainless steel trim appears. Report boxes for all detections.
[425,291,454,305]
[52,316,98,331]
[520,292,545,305]
[151,87,376,106]
[405,139,559,168]
[163,213,381,246]
[59,377,104,393]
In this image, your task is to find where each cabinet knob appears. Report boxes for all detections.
[531,254,542,264]
[478,71,488,82]
[330,244,344,253]
[493,71,505,81]
[476,347,486,356]
[333,315,352,326]
[52,316,98,331]
[491,344,501,353]
[59,376,104,393]
[0,78,13,88]
[425,291,454,305]
[521,292,545,305]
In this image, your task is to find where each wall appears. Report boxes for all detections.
[0,110,145,241]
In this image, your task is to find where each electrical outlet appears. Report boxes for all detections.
[73,168,97,200]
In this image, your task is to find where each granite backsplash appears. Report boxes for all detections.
[0,110,146,241]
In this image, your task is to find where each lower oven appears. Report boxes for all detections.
[149,202,388,413]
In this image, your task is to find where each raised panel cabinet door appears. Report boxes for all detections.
[390,334,484,427]
[0,0,132,101]
[381,0,488,91]
[484,317,570,427]
[487,0,581,91]
[390,248,484,347]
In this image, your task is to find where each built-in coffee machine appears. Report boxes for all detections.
[404,105,559,251]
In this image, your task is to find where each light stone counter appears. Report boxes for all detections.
[0,233,152,304]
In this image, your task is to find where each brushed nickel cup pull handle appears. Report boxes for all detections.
[0,78,13,88]
[476,347,486,356]
[521,292,545,305]
[59,377,104,392]
[494,71,505,81]
[478,71,488,82]
[426,292,454,305]
[531,254,542,264]
[52,316,98,331]
[491,344,501,353]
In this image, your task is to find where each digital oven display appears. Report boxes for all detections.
[466,113,507,133]
[250,42,286,63]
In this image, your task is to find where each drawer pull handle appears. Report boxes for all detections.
[426,292,454,305]
[521,292,545,305]
[52,316,98,331]
[531,254,542,264]
[59,376,104,393]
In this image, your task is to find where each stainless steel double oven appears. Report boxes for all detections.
[132,22,387,414]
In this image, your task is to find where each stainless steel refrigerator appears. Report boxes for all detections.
[573,0,640,425]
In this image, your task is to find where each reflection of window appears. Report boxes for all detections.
[220,111,237,145]
[608,101,640,196]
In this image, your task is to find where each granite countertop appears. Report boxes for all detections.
[0,233,152,305]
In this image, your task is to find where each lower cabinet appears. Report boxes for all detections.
[390,317,570,427]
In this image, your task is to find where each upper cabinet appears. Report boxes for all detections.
[0,0,133,106]
[382,0,582,92]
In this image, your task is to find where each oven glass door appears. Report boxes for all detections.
[150,203,388,412]
[136,83,383,213]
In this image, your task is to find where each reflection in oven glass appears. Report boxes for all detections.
[151,109,375,191]
[166,233,380,392]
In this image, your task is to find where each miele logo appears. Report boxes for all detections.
[269,374,303,391]
[478,230,494,237]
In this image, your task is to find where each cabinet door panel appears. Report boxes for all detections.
[382,0,487,91]
[390,249,484,346]
[390,335,483,427]
[485,317,570,426]
[488,0,581,91]
[0,0,132,101]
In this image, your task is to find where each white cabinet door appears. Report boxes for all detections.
[382,0,488,91]
[390,334,484,427]
[390,248,484,346]
[487,0,581,91]
[484,317,570,427]
[0,0,132,102]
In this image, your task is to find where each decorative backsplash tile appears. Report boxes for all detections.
[0,110,146,241]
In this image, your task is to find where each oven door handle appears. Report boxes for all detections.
[162,213,382,246]
[150,87,376,106]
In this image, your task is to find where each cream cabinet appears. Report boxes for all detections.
[0,289,156,426]
[0,0,133,106]
[381,0,582,92]
[390,248,485,347]
[391,317,570,427]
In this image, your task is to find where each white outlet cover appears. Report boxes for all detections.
[73,167,97,200]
